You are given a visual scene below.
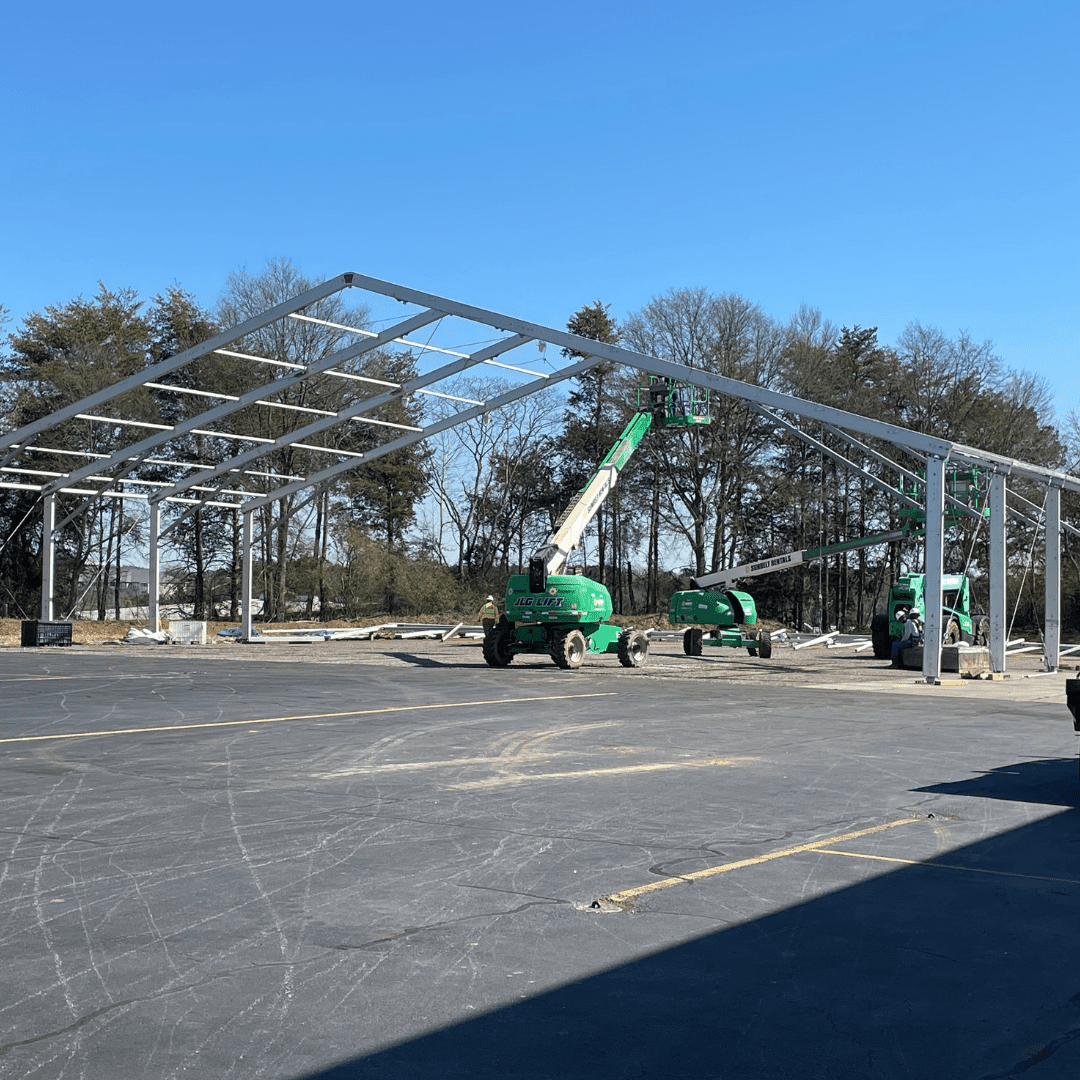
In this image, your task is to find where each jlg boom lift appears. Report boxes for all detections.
[484,380,709,670]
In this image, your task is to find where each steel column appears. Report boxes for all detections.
[922,456,946,682]
[1045,486,1061,671]
[40,494,56,621]
[989,472,1007,672]
[241,510,254,642]
[148,503,161,633]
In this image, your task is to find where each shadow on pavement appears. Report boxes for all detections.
[915,756,1080,807]
[298,758,1080,1080]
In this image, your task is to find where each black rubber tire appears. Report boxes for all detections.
[757,631,772,660]
[973,615,990,647]
[944,617,961,646]
[482,629,514,667]
[871,614,892,660]
[553,629,586,669]
[683,628,703,656]
[617,629,649,668]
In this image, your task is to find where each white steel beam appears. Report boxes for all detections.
[40,494,56,621]
[339,272,956,459]
[753,406,923,512]
[922,456,946,682]
[148,503,161,633]
[821,424,988,525]
[240,356,602,515]
[0,275,354,462]
[241,510,254,641]
[989,472,1007,672]
[44,308,443,504]
[1010,487,1080,538]
[1045,486,1061,671]
[948,446,1080,496]
[151,334,533,539]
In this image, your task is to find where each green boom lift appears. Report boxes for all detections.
[669,531,915,660]
[484,379,709,671]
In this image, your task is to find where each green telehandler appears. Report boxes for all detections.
[870,573,989,659]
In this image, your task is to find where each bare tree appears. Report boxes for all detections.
[423,378,563,583]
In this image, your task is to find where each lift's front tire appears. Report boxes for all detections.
[973,615,990,647]
[871,614,891,659]
[483,630,514,667]
[683,628,703,656]
[944,617,961,646]
[755,631,772,659]
[618,629,649,668]
[553,629,586,669]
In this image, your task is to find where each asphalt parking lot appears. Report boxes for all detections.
[2,637,1078,1079]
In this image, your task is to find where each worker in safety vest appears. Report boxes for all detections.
[478,595,499,637]
[891,608,922,665]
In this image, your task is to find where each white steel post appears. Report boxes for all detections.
[40,494,56,621]
[989,472,1007,673]
[241,509,254,642]
[1044,486,1061,671]
[148,502,161,633]
[922,456,945,682]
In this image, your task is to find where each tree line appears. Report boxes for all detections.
[1,259,1077,635]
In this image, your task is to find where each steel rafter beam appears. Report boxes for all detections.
[819,423,988,526]
[45,308,444,530]
[340,272,1080,494]
[752,405,922,513]
[1007,486,1080,539]
[152,335,533,540]
[948,444,1080,495]
[0,274,355,466]
[241,355,602,517]
[338,273,959,458]
[152,334,531,506]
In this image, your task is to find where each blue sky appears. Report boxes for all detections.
[2,0,1076,421]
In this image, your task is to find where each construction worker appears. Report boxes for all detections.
[478,595,499,637]
[892,608,923,666]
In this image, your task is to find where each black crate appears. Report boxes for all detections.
[21,621,73,647]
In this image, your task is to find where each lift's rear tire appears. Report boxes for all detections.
[973,615,990,647]
[618,629,649,668]
[871,614,892,659]
[483,629,514,667]
[683,628,703,656]
[944,617,961,646]
[553,629,586,669]
[756,631,772,659]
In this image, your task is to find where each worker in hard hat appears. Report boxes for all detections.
[892,608,923,666]
[478,595,499,638]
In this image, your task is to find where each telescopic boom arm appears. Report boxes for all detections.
[690,529,911,591]
[529,410,653,585]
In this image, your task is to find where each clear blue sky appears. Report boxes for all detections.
[3,1,1077,421]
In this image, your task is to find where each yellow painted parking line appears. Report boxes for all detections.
[0,692,618,745]
[816,848,1080,886]
[444,757,758,791]
[605,817,921,903]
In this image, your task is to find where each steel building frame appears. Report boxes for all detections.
[2,271,1076,679]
